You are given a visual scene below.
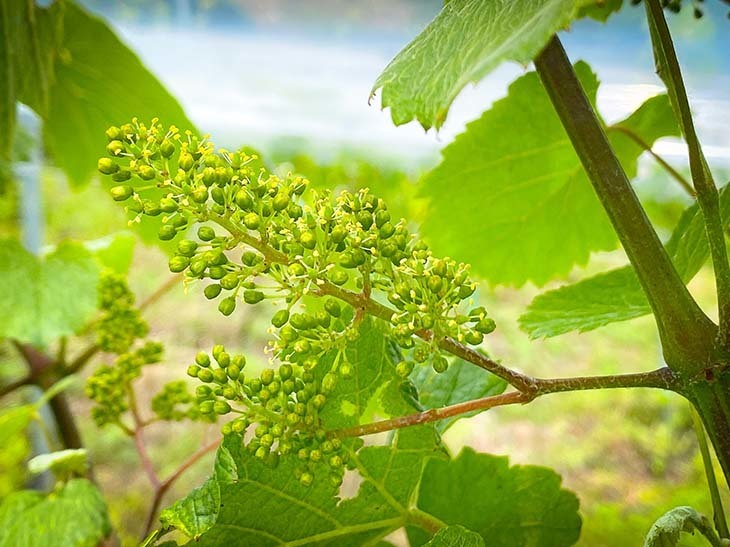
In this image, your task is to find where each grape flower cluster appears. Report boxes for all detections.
[97,118,497,484]
[87,273,208,427]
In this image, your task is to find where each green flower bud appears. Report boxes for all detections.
[226,364,241,381]
[321,373,337,394]
[278,364,293,381]
[475,318,496,334]
[204,284,222,300]
[273,193,290,211]
[311,394,326,409]
[198,226,216,241]
[107,140,125,156]
[464,330,483,345]
[98,157,120,175]
[395,360,415,378]
[187,365,200,378]
[158,224,177,241]
[196,352,211,367]
[143,200,161,216]
[202,167,217,186]
[213,368,228,384]
[208,266,226,280]
[105,126,123,141]
[198,369,214,383]
[191,186,208,203]
[177,239,198,256]
[179,152,194,171]
[138,165,156,181]
[189,259,207,276]
[160,140,175,158]
[458,283,476,299]
[243,212,261,230]
[169,255,190,273]
[213,401,231,415]
[243,290,264,304]
[235,189,253,210]
[329,269,348,286]
[111,170,132,183]
[271,309,290,328]
[199,400,215,414]
[218,297,236,316]
[299,231,316,249]
[160,197,179,213]
[110,185,133,201]
[330,226,347,244]
[241,251,258,266]
[211,187,225,205]
[299,472,313,487]
[220,273,239,290]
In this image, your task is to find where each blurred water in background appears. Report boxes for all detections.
[82,0,729,170]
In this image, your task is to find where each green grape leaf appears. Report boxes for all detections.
[0,0,62,159]
[0,239,100,346]
[27,448,87,477]
[159,477,220,540]
[520,183,730,338]
[0,478,111,547]
[44,2,195,189]
[642,506,721,547]
[84,231,136,274]
[316,317,415,429]
[411,356,507,433]
[408,448,581,547]
[173,426,442,545]
[421,63,680,287]
[370,0,595,130]
[424,526,485,547]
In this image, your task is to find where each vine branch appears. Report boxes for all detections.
[533,34,715,372]
[334,367,678,438]
[645,0,730,351]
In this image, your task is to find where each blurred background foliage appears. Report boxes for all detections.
[1,1,729,545]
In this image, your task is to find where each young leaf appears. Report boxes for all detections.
[0,239,100,346]
[370,0,594,130]
[315,317,416,430]
[642,506,723,547]
[159,477,220,540]
[172,426,443,545]
[27,449,87,477]
[44,2,195,188]
[0,478,111,547]
[410,356,507,433]
[408,448,581,547]
[424,526,485,547]
[421,64,678,286]
[520,183,730,338]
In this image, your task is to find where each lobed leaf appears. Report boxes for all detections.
[407,448,582,547]
[421,63,679,287]
[174,426,442,546]
[44,2,195,189]
[371,0,596,130]
[520,183,730,338]
[0,478,111,547]
[0,239,100,347]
